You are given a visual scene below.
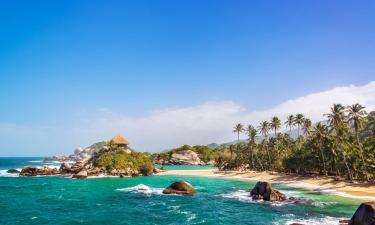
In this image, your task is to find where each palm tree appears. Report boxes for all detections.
[302,118,312,136]
[312,123,328,176]
[347,103,368,181]
[285,115,295,134]
[233,123,244,159]
[270,117,281,137]
[246,125,258,169]
[233,123,244,145]
[270,117,281,158]
[258,121,271,168]
[325,104,353,181]
[294,114,305,138]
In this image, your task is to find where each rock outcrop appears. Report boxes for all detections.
[19,166,59,177]
[72,171,88,179]
[349,202,375,225]
[163,181,196,195]
[250,181,286,201]
[169,150,203,165]
[7,169,20,173]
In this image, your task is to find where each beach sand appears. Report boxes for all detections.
[158,169,375,201]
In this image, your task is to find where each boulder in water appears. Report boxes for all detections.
[72,170,88,179]
[19,166,59,176]
[250,181,286,201]
[349,202,375,225]
[59,162,72,174]
[7,169,20,174]
[162,181,196,195]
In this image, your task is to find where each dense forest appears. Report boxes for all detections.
[216,103,375,182]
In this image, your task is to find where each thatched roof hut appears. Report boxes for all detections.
[111,135,129,146]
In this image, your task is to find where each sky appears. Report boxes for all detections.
[0,0,374,156]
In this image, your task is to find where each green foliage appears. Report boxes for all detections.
[94,149,154,175]
[218,104,375,181]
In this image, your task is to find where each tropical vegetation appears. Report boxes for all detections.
[215,103,375,182]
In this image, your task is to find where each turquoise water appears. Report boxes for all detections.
[157,164,216,170]
[0,158,360,225]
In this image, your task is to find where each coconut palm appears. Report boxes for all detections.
[270,117,282,158]
[246,125,258,169]
[312,123,328,176]
[302,118,312,136]
[258,121,271,168]
[233,123,244,145]
[325,104,353,181]
[270,117,281,136]
[347,103,369,181]
[285,115,295,134]
[294,114,305,138]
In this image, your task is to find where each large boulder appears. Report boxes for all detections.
[349,202,375,225]
[19,166,59,176]
[59,162,72,174]
[169,150,202,165]
[162,181,196,195]
[72,170,88,179]
[250,181,286,201]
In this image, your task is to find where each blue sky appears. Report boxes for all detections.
[0,0,374,156]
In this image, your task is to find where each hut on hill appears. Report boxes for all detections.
[110,135,129,150]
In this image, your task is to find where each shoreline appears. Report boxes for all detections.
[158,169,375,201]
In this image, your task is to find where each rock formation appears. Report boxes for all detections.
[72,171,88,179]
[250,181,286,201]
[162,181,196,195]
[349,202,375,225]
[7,169,20,173]
[19,166,59,177]
[169,150,203,165]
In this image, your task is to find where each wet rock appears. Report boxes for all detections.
[250,181,286,201]
[7,169,20,173]
[59,163,72,174]
[19,166,59,176]
[72,170,88,179]
[349,202,375,225]
[162,181,196,195]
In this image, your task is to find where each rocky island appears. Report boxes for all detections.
[18,135,155,178]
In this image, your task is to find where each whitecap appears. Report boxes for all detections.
[280,216,347,225]
[220,189,255,203]
[117,184,164,195]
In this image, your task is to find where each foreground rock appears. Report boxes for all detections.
[72,171,88,179]
[7,169,20,173]
[169,150,203,165]
[349,202,375,225]
[162,181,196,195]
[250,181,286,201]
[19,166,59,177]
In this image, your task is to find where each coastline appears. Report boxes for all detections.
[158,169,375,201]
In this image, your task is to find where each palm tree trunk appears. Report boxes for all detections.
[319,143,327,176]
[341,150,353,182]
[356,131,369,181]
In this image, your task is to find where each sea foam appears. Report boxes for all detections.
[117,184,164,195]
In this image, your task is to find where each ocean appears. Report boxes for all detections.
[0,157,360,225]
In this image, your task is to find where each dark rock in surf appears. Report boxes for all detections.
[349,202,375,225]
[162,181,196,195]
[7,169,20,173]
[250,181,286,201]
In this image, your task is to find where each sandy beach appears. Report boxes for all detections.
[158,169,375,201]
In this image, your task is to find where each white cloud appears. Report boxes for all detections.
[74,81,375,152]
[1,81,374,155]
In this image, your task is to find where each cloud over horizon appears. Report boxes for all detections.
[1,81,375,155]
